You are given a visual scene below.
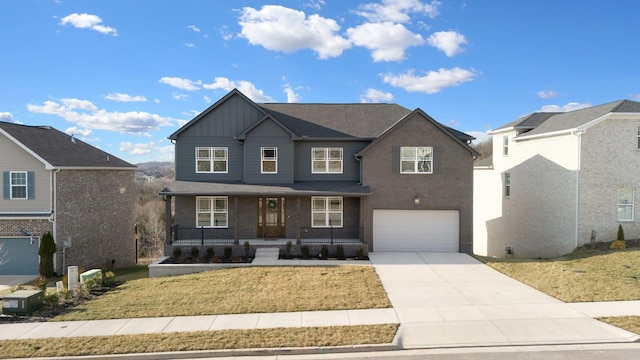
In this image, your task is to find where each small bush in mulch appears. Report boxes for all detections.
[584,239,640,251]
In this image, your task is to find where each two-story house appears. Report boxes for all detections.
[474,100,640,258]
[161,89,477,255]
[0,121,136,275]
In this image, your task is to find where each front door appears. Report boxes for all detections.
[258,197,286,238]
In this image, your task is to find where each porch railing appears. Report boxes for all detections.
[300,227,362,244]
[171,225,235,245]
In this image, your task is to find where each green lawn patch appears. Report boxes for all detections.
[54,265,391,321]
[0,324,398,359]
[478,248,640,302]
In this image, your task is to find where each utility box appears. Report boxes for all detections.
[2,290,43,315]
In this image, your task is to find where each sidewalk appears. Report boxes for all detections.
[0,252,638,349]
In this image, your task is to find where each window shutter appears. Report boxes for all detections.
[2,171,8,199]
[28,171,35,199]
[391,147,400,174]
[432,147,441,174]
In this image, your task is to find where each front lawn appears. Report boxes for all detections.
[54,265,391,321]
[479,248,640,303]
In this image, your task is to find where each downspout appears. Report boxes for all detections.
[49,169,60,273]
[354,154,362,185]
[572,131,583,249]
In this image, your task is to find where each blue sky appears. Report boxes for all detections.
[2,0,640,164]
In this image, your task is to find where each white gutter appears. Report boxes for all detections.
[515,128,577,142]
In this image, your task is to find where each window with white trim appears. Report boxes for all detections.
[10,171,27,199]
[503,135,509,156]
[400,147,433,174]
[312,147,343,173]
[311,196,343,227]
[261,147,277,173]
[504,172,511,198]
[196,196,228,228]
[196,147,228,173]
[618,188,634,221]
[637,125,640,149]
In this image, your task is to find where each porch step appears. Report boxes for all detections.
[252,247,280,266]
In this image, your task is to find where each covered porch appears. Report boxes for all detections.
[160,180,370,249]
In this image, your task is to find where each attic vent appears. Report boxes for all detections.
[106,156,110,162]
[70,135,76,144]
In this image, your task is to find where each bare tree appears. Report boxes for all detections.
[472,138,493,161]
[134,177,172,262]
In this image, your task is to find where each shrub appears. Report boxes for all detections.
[33,275,48,292]
[301,245,310,258]
[224,246,233,259]
[39,232,57,277]
[244,241,251,258]
[103,271,115,286]
[336,245,345,259]
[321,245,329,259]
[172,246,182,259]
[191,246,200,259]
[355,247,365,259]
[285,241,292,257]
[617,224,625,241]
[43,292,60,309]
[610,240,626,250]
[206,247,215,259]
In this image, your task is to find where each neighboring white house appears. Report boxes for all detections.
[474,100,640,258]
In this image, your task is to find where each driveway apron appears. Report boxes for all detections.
[369,252,638,349]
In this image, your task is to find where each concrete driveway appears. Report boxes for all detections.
[369,252,638,348]
[0,275,37,292]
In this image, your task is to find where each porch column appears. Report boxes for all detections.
[234,196,240,245]
[164,195,172,245]
[296,197,301,244]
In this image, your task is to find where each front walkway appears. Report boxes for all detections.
[0,252,638,350]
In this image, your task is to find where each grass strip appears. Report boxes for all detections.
[598,316,640,335]
[54,266,390,321]
[0,324,398,359]
[479,248,640,302]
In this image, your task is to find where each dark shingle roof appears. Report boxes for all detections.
[161,180,371,196]
[0,121,135,168]
[259,103,413,138]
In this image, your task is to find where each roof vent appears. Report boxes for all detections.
[106,156,110,162]
[70,134,76,144]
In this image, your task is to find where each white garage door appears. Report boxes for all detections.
[373,210,459,252]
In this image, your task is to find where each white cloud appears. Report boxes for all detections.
[0,112,13,122]
[59,13,118,36]
[360,88,394,103]
[283,84,302,103]
[467,131,492,143]
[120,141,157,155]
[304,0,326,10]
[203,77,275,102]
[27,98,175,134]
[629,94,640,101]
[238,5,351,59]
[382,67,478,94]
[187,25,201,32]
[355,0,441,23]
[65,126,92,137]
[159,77,202,91]
[427,31,467,57]
[154,99,161,104]
[538,102,591,113]
[203,96,212,103]
[347,22,424,62]
[104,93,147,102]
[185,42,195,48]
[182,110,201,118]
[537,90,558,99]
[173,93,188,100]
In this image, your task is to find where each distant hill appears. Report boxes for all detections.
[135,161,174,179]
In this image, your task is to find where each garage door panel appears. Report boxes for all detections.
[0,237,39,275]
[373,210,459,252]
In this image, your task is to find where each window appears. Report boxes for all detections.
[503,135,509,156]
[618,188,634,221]
[504,172,511,197]
[10,171,27,199]
[196,196,228,227]
[261,147,277,173]
[637,125,640,149]
[400,147,433,174]
[312,147,343,173]
[312,196,343,227]
[196,147,227,173]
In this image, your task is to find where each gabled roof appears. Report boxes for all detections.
[0,121,134,169]
[356,108,479,157]
[491,100,640,139]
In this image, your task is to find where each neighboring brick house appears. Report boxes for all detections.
[161,89,477,254]
[474,100,640,258]
[0,121,136,275]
